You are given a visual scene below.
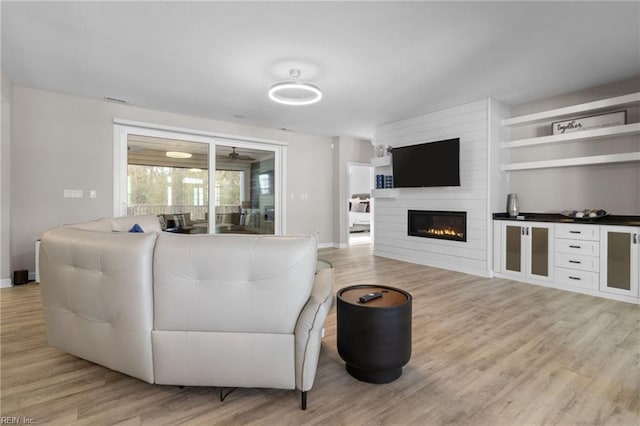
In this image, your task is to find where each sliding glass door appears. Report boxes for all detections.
[114,122,285,235]
[215,144,276,234]
[127,135,210,233]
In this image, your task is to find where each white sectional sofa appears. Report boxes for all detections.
[38,216,333,409]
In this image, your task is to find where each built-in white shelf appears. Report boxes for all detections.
[371,156,391,167]
[501,122,640,149]
[371,188,398,198]
[500,91,640,171]
[501,152,640,171]
[501,92,640,127]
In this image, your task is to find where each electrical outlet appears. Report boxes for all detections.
[89,190,97,199]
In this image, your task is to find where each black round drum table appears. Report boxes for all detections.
[337,284,412,384]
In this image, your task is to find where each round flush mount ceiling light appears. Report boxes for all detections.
[166,151,192,159]
[268,69,322,106]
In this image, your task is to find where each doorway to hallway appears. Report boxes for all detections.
[347,163,373,247]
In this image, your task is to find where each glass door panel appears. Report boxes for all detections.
[600,226,639,297]
[530,227,549,277]
[505,225,522,273]
[127,134,209,233]
[214,144,276,235]
[606,232,631,291]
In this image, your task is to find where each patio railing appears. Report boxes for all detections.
[127,205,209,221]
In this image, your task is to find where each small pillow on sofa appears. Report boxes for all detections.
[129,223,144,233]
[112,215,162,233]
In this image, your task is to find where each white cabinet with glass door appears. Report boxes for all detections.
[501,221,554,283]
[600,226,639,297]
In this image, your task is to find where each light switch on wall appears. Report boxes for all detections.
[90,190,97,198]
[63,189,83,198]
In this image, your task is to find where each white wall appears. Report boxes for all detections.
[10,86,335,274]
[1,71,12,286]
[374,99,506,277]
[508,76,640,214]
[349,164,373,197]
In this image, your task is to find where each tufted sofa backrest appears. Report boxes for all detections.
[39,226,157,382]
[153,232,317,334]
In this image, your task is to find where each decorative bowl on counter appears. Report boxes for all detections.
[561,209,608,219]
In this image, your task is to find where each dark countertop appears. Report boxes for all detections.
[493,212,640,227]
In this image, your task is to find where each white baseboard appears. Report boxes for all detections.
[0,271,37,288]
[373,250,492,278]
[317,242,335,249]
[318,242,349,249]
[493,272,640,305]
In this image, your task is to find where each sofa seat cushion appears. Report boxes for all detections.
[63,217,113,232]
[62,215,162,233]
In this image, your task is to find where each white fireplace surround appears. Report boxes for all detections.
[373,98,509,277]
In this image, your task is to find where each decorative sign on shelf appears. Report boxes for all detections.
[552,110,626,135]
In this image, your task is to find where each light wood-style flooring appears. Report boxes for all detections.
[1,245,639,425]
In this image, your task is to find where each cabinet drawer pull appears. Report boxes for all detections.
[569,245,581,249]
[569,230,581,234]
[569,260,581,264]
[569,276,581,281]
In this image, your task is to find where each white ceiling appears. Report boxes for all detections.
[2,1,639,140]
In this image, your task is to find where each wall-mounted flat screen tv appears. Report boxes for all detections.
[392,138,460,188]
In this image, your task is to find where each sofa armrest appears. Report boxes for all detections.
[294,267,334,392]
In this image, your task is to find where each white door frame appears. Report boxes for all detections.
[0,95,10,287]
[346,162,374,247]
[113,119,288,234]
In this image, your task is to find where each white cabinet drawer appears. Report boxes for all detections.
[555,224,600,241]
[554,268,599,290]
[555,239,600,256]
[555,253,599,272]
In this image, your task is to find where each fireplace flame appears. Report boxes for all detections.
[424,227,464,238]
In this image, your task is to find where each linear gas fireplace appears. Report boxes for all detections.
[408,210,467,242]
